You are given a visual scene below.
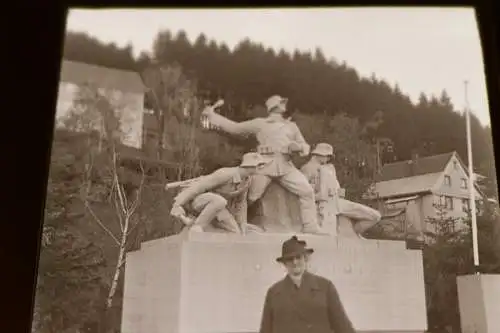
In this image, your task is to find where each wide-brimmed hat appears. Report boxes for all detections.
[276,236,314,263]
[240,152,266,168]
[265,95,288,112]
[312,143,333,157]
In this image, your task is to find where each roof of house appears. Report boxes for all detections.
[59,60,147,94]
[371,151,485,199]
[373,172,442,199]
[375,152,455,182]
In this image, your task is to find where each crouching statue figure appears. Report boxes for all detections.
[168,152,266,234]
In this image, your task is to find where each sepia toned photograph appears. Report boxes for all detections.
[33,7,499,333]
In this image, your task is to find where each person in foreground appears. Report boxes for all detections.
[259,235,355,333]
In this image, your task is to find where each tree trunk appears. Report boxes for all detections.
[157,110,165,161]
[106,216,129,309]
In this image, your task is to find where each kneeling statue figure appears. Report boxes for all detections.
[169,152,266,234]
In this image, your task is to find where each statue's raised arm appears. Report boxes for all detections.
[201,102,261,137]
[203,94,326,235]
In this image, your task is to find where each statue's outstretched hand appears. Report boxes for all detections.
[170,204,186,218]
[202,99,224,115]
[201,106,215,116]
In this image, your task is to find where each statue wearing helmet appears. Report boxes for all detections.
[170,152,266,234]
[201,95,324,235]
[301,143,382,238]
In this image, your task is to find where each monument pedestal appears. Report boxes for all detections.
[121,233,428,333]
[457,274,500,333]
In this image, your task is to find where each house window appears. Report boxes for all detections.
[460,178,468,189]
[453,161,458,170]
[462,199,470,213]
[445,196,454,210]
[444,175,451,186]
[436,195,454,210]
[440,219,456,234]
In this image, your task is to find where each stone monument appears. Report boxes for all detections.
[457,274,500,333]
[121,98,428,333]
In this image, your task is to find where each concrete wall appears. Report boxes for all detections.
[122,233,428,333]
[122,241,183,333]
[55,82,144,148]
[457,274,500,333]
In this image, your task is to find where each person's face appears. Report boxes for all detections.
[283,253,308,277]
[270,100,287,114]
[278,100,287,112]
[314,155,329,165]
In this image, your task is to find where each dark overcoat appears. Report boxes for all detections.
[259,271,355,333]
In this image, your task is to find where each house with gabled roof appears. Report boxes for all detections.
[365,151,485,233]
[55,60,147,149]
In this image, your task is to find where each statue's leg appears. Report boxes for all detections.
[227,191,250,234]
[338,198,382,235]
[191,193,230,231]
[247,175,271,229]
[247,174,272,204]
[318,200,338,236]
[278,169,322,234]
[214,209,241,233]
[317,201,326,227]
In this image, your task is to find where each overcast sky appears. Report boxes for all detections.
[66,7,491,126]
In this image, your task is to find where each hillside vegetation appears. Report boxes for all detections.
[62,29,498,198]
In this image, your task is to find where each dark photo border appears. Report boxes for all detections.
[3,2,498,333]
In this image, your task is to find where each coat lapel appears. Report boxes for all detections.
[278,272,322,322]
[301,271,321,292]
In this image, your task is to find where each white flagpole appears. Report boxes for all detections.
[464,80,479,268]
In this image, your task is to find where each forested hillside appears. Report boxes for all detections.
[62,29,497,198]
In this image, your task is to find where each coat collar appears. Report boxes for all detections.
[277,271,323,323]
[283,271,320,291]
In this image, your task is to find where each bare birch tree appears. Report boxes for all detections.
[63,83,147,310]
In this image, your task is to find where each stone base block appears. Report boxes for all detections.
[457,274,500,333]
[121,233,427,333]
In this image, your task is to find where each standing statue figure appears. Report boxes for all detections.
[301,143,341,235]
[170,152,266,234]
[301,143,382,238]
[202,95,324,235]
